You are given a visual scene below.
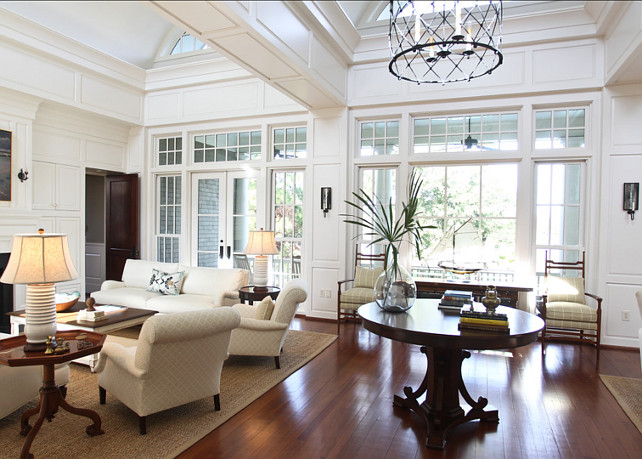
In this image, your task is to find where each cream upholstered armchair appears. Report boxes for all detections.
[94,307,241,434]
[635,290,642,367]
[228,278,308,369]
[538,251,602,355]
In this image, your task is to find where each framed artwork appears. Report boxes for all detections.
[0,129,10,202]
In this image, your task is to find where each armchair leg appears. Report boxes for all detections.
[213,394,220,411]
[274,356,281,369]
[139,416,146,435]
[99,386,106,404]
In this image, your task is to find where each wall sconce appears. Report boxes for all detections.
[321,187,332,217]
[17,169,29,182]
[623,183,639,220]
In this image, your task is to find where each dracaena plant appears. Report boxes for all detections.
[342,169,434,275]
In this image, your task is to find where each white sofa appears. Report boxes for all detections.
[90,259,249,314]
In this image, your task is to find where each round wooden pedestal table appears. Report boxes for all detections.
[358,300,544,449]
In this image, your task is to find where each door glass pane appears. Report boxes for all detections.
[196,178,220,267]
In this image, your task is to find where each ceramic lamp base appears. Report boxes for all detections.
[24,283,57,347]
[253,255,268,288]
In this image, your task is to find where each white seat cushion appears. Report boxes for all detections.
[146,293,216,313]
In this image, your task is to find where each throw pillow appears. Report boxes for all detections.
[147,269,185,296]
[546,276,586,304]
[255,296,275,320]
[353,266,384,289]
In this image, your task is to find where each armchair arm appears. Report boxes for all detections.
[338,279,354,299]
[224,290,240,300]
[94,342,146,378]
[100,280,125,291]
[238,317,289,332]
[585,292,603,310]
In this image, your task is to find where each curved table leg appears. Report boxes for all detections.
[393,346,498,449]
[19,364,104,459]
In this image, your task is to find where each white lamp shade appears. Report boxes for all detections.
[244,230,279,256]
[0,233,78,284]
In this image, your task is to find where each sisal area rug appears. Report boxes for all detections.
[0,329,336,458]
[600,374,642,434]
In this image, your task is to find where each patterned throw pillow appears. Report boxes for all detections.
[254,296,275,320]
[147,269,185,296]
[353,266,384,289]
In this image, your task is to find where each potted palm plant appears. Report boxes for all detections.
[343,170,434,312]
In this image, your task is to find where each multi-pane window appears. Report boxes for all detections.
[535,108,586,149]
[272,171,304,285]
[535,163,584,282]
[412,164,518,281]
[157,175,181,263]
[359,120,399,156]
[273,127,307,159]
[413,112,518,153]
[158,136,182,166]
[357,168,397,255]
[194,130,261,163]
[232,177,257,255]
[170,33,209,55]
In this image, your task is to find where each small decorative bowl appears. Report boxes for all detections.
[55,291,80,312]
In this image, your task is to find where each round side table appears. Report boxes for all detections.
[238,286,280,305]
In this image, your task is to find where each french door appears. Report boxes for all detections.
[191,171,258,268]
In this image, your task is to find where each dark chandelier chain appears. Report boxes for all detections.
[389,1,503,84]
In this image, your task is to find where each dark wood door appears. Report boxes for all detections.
[106,174,139,280]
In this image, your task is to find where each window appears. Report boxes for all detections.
[157,175,181,263]
[412,164,518,281]
[158,136,182,166]
[535,108,585,149]
[357,168,397,255]
[194,130,261,163]
[170,33,209,55]
[413,112,518,153]
[272,171,304,285]
[534,162,584,281]
[273,127,306,159]
[359,120,399,156]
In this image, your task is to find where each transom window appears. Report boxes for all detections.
[413,112,518,153]
[170,33,210,55]
[273,127,307,159]
[412,164,518,281]
[156,175,182,263]
[194,130,261,163]
[535,108,586,149]
[157,136,182,166]
[359,120,400,156]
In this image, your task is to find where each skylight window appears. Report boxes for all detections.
[170,33,209,55]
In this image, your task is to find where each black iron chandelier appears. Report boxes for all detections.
[389,1,503,84]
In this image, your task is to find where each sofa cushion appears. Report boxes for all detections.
[179,266,246,297]
[146,293,216,314]
[354,266,383,289]
[91,288,162,309]
[147,269,185,295]
[122,260,179,289]
[255,296,275,320]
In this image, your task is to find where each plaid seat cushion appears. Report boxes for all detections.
[340,287,376,311]
[545,301,597,329]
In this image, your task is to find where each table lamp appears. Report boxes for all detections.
[0,230,78,350]
[244,228,278,291]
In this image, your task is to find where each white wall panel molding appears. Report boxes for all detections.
[145,58,253,91]
[149,1,348,109]
[603,283,642,347]
[0,88,41,121]
[605,1,642,85]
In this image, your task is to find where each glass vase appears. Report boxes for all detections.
[374,261,417,313]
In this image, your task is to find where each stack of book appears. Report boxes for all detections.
[439,290,473,311]
[458,310,510,333]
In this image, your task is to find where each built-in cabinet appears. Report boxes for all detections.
[32,161,81,211]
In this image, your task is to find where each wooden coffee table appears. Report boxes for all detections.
[7,303,157,368]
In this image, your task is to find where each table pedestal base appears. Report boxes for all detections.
[19,364,104,459]
[393,346,498,449]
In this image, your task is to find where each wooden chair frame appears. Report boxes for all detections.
[539,251,602,355]
[337,246,387,334]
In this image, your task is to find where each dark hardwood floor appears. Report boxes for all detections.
[179,318,642,458]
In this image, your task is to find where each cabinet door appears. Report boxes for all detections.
[32,161,56,209]
[56,165,81,211]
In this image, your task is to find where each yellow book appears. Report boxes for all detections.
[460,317,508,327]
